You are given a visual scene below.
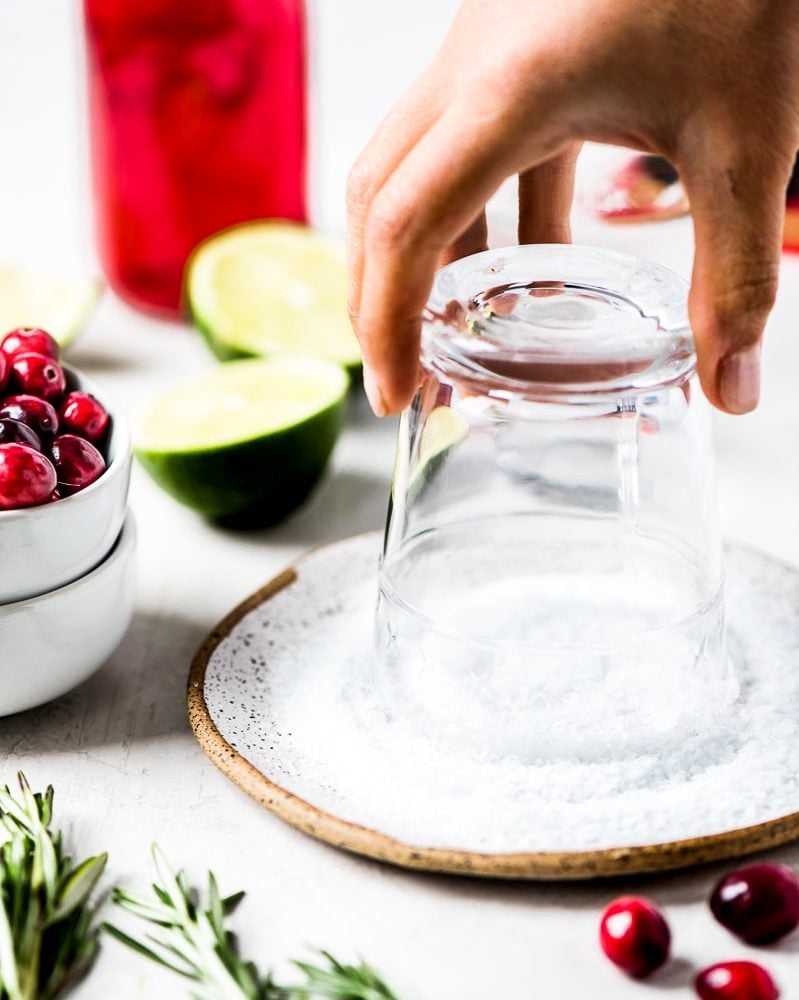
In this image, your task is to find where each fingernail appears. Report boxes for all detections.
[720,345,761,414]
[363,365,387,417]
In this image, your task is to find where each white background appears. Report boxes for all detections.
[1,2,799,998]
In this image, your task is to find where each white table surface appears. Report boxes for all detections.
[2,2,799,997]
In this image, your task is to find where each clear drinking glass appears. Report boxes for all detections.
[377,245,734,764]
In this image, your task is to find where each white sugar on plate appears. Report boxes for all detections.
[204,536,799,855]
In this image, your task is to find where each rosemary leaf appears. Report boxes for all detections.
[103,924,197,978]
[49,855,107,925]
[292,951,400,1000]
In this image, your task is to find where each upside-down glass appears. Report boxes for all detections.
[377,245,734,764]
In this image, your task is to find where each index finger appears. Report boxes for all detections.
[357,97,567,414]
[346,67,446,333]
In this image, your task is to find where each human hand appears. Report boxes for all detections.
[347,0,799,415]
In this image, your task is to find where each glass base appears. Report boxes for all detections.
[102,266,186,319]
[376,516,735,764]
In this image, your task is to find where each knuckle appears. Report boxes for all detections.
[365,189,413,250]
[346,298,360,327]
[346,156,376,213]
[697,272,779,350]
[721,273,778,321]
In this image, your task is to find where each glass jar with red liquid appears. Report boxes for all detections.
[83,0,306,316]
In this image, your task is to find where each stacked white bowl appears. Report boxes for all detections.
[0,365,136,716]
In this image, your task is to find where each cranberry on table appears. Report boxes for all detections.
[0,395,59,439]
[10,352,66,401]
[710,864,799,944]
[599,896,671,978]
[50,434,106,495]
[0,327,60,361]
[695,961,779,1000]
[60,392,109,443]
[0,418,41,451]
[0,443,57,510]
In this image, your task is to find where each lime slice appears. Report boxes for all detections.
[0,265,101,348]
[186,221,361,370]
[134,356,349,528]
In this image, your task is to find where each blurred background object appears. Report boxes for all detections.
[0,265,100,349]
[82,0,307,316]
[585,147,799,254]
[585,150,690,225]
[785,156,799,253]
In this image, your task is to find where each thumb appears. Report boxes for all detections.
[682,148,790,414]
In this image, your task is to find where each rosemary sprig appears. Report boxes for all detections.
[105,846,278,1000]
[0,773,107,1000]
[106,847,400,1000]
[291,952,400,1000]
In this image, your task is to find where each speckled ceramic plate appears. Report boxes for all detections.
[188,533,799,879]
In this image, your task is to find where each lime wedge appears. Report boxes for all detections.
[0,265,101,348]
[186,221,361,370]
[134,356,349,528]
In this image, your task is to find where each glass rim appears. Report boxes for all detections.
[422,244,695,399]
[378,560,724,655]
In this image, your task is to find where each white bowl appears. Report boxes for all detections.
[0,513,136,716]
[0,364,131,603]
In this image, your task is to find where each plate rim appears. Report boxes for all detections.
[187,533,799,880]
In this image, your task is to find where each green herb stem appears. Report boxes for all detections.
[107,847,400,1000]
[0,774,106,1000]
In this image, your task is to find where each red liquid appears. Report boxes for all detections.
[84,0,306,316]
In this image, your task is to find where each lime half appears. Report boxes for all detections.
[186,222,361,371]
[0,265,101,348]
[134,356,349,528]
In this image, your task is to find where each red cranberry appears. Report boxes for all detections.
[0,418,41,451]
[50,434,105,495]
[60,392,109,443]
[0,351,7,393]
[10,353,66,401]
[710,864,799,944]
[599,896,671,978]
[0,443,57,510]
[0,327,60,361]
[695,961,779,1000]
[0,395,59,439]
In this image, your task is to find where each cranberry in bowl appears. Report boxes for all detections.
[0,359,131,603]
